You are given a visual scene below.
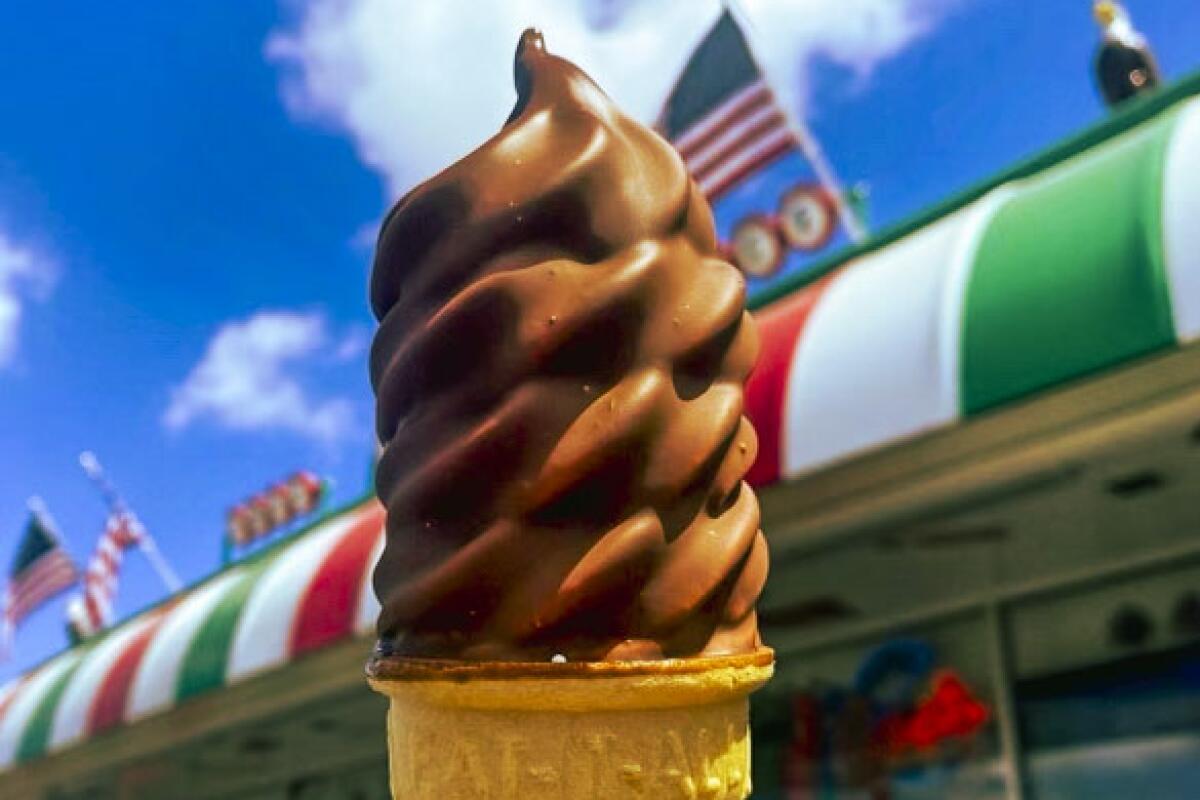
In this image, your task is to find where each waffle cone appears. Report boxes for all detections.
[367,648,773,799]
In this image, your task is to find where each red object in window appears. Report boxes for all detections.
[782,693,824,799]
[876,670,990,755]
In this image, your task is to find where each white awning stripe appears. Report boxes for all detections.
[0,652,82,768]
[225,513,355,682]
[125,569,245,722]
[355,532,386,635]
[47,614,158,752]
[1163,97,1200,342]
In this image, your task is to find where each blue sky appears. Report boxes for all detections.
[2,0,1198,680]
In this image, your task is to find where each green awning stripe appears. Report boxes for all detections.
[960,109,1180,414]
[174,557,274,703]
[15,648,91,764]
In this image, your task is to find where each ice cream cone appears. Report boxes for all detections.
[367,648,773,799]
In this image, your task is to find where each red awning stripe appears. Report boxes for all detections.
[85,608,170,736]
[289,504,386,657]
[744,275,838,486]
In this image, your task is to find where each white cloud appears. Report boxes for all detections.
[0,230,55,369]
[333,324,370,361]
[267,0,960,198]
[164,310,356,442]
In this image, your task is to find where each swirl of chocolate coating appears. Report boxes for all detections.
[369,29,767,662]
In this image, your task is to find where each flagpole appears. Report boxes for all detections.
[78,451,182,593]
[722,0,869,243]
[132,536,182,593]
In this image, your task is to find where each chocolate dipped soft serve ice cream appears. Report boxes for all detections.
[367,31,772,800]
[369,29,768,664]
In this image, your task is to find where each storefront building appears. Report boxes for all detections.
[1,75,1198,800]
[748,78,1200,798]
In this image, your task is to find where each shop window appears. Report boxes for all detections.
[1018,642,1200,799]
[753,618,1009,798]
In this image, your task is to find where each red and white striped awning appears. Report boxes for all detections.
[0,500,382,771]
[745,95,1200,485]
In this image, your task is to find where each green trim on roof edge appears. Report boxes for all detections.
[748,69,1200,312]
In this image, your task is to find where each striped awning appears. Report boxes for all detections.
[0,500,383,773]
[745,95,1200,485]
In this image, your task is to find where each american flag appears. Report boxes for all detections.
[2,500,78,655]
[67,512,144,640]
[658,10,799,201]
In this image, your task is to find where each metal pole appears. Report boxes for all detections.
[79,451,125,512]
[985,601,1028,800]
[78,451,182,593]
[722,0,869,243]
[137,538,182,592]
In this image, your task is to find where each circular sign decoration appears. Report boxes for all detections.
[730,215,784,278]
[778,184,837,252]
